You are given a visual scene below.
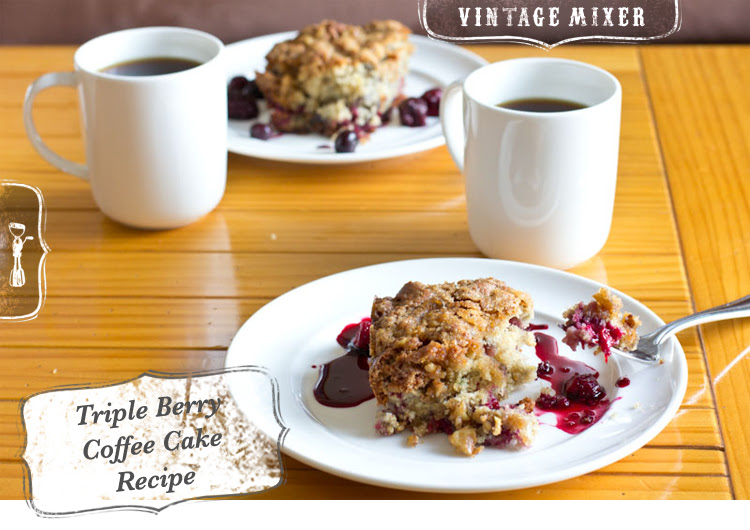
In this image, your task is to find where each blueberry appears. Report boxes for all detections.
[228,98,259,120]
[250,123,274,140]
[334,130,358,153]
[421,88,442,116]
[228,76,257,104]
[227,76,259,120]
[228,76,250,95]
[247,79,264,99]
[398,97,428,127]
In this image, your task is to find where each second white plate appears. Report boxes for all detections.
[225,33,487,164]
[225,258,687,492]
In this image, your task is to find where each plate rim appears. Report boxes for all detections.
[225,257,688,493]
[224,33,488,164]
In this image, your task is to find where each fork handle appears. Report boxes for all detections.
[651,294,750,345]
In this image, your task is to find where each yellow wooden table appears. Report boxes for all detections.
[0,44,748,500]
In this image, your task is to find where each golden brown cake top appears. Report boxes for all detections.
[263,20,412,77]
[368,278,534,403]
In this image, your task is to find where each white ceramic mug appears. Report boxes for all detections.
[440,58,622,269]
[24,27,227,229]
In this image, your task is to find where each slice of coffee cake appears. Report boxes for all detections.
[369,278,539,456]
[255,19,413,137]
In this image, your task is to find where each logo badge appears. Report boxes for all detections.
[419,0,681,49]
[0,181,50,321]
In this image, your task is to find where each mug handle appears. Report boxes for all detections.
[439,79,466,172]
[23,72,89,181]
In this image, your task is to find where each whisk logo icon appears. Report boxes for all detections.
[1,181,50,321]
[9,222,33,287]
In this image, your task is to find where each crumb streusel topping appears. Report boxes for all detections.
[369,278,539,456]
[255,20,413,136]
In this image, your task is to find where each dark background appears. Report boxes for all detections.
[0,0,748,44]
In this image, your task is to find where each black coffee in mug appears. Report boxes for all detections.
[101,57,201,76]
[497,98,586,112]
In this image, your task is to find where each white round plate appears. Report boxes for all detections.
[225,258,687,493]
[225,33,487,164]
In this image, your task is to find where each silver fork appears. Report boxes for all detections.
[620,294,750,363]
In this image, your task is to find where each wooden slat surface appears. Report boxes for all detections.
[0,43,745,500]
[33,252,688,299]
[641,45,750,499]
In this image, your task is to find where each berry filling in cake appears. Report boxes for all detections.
[560,288,641,361]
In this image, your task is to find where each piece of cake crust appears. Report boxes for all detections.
[560,288,641,360]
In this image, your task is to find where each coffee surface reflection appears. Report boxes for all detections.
[497,98,586,112]
[102,57,201,76]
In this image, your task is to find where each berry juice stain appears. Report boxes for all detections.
[616,377,631,388]
[313,318,374,408]
[533,331,614,435]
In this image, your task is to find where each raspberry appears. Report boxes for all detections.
[564,373,606,406]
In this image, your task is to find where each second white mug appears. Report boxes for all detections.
[440,58,622,269]
[24,26,228,230]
